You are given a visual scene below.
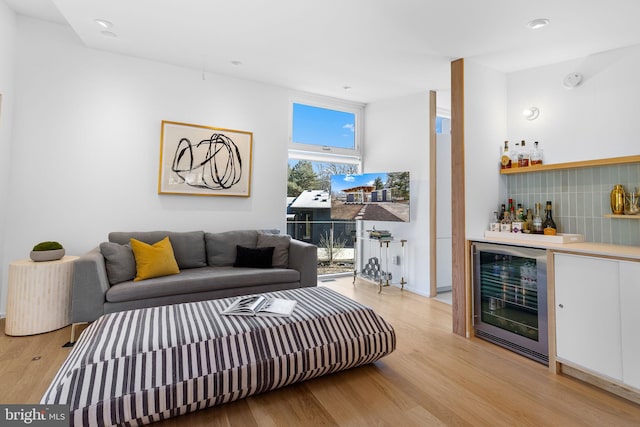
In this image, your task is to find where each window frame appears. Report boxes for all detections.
[289,93,364,159]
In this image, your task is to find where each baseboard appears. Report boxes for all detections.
[559,362,640,405]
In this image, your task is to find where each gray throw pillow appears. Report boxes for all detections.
[100,242,136,285]
[205,230,259,266]
[257,232,291,268]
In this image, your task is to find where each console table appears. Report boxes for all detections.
[5,256,78,336]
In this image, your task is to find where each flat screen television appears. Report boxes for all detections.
[330,172,410,222]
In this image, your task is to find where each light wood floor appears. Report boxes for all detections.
[2,277,639,426]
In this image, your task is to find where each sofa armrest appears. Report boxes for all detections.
[288,239,318,287]
[71,247,109,323]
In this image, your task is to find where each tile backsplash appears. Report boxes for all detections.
[505,163,640,246]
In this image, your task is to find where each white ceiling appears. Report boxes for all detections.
[6,0,640,104]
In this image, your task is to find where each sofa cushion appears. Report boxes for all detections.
[234,245,274,268]
[109,231,206,269]
[257,232,291,268]
[205,230,258,266]
[130,237,180,281]
[105,266,300,302]
[100,242,136,285]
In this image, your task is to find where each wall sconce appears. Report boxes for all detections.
[523,107,540,121]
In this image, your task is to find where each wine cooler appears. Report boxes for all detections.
[471,242,548,365]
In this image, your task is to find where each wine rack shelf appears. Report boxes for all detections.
[500,155,640,175]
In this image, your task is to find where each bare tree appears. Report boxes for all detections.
[318,231,347,265]
[316,162,359,192]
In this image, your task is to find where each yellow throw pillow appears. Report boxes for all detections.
[130,237,180,281]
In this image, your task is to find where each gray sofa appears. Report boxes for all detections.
[70,230,317,340]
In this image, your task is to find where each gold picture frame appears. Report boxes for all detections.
[158,120,253,197]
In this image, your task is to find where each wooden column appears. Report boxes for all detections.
[451,59,466,336]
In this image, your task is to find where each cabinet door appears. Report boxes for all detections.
[620,260,640,389]
[554,253,622,380]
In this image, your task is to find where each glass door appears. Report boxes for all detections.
[472,242,548,364]
[478,252,539,340]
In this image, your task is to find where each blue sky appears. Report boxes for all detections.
[292,103,355,149]
[330,172,389,193]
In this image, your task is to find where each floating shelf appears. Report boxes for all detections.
[604,214,640,220]
[500,155,640,175]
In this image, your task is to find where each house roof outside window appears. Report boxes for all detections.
[289,190,331,209]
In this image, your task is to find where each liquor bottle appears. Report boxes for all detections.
[500,211,512,233]
[511,204,524,233]
[509,200,516,226]
[489,211,500,232]
[531,141,543,165]
[500,141,511,169]
[499,204,506,221]
[543,201,557,235]
[510,142,520,169]
[532,203,543,234]
[518,140,530,167]
[525,208,533,233]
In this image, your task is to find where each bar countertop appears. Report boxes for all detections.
[470,235,640,261]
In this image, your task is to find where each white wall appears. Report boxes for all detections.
[0,1,16,317]
[364,92,431,296]
[464,60,508,240]
[507,44,640,163]
[1,17,293,314]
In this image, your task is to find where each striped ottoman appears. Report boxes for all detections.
[42,287,396,426]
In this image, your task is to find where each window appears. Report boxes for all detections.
[287,158,359,196]
[289,95,363,158]
[288,94,363,197]
[436,116,451,134]
[287,95,363,275]
[292,103,356,150]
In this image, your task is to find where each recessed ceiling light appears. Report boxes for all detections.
[94,19,113,29]
[100,30,117,38]
[343,86,352,91]
[230,60,242,66]
[526,18,550,30]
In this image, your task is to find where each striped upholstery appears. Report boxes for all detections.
[42,287,396,426]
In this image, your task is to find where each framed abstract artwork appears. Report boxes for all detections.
[158,120,253,197]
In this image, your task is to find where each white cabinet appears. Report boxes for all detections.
[554,253,622,381]
[620,260,640,389]
[555,253,640,390]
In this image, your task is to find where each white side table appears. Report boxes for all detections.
[5,256,78,336]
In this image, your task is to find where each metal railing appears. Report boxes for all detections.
[286,220,356,275]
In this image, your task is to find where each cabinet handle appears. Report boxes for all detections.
[558,303,564,308]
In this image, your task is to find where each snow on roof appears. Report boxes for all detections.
[289,189,331,209]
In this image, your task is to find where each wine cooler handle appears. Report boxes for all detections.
[558,303,564,308]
